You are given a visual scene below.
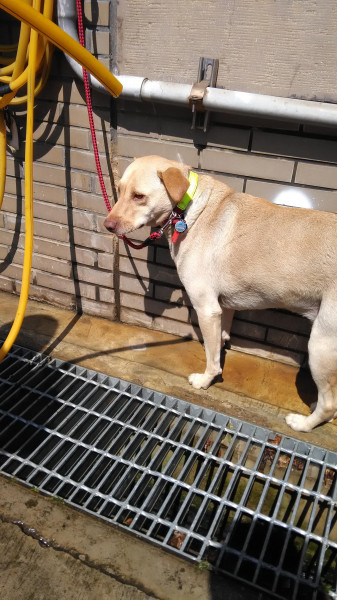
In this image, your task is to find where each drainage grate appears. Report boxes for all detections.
[0,343,336,599]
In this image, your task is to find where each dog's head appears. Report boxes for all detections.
[104,155,190,236]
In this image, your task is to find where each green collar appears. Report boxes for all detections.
[177,171,198,211]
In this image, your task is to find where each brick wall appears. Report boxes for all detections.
[2,1,337,371]
[0,1,118,320]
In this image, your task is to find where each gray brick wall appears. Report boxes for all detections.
[2,0,337,371]
[0,1,117,320]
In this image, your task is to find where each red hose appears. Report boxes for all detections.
[76,0,112,213]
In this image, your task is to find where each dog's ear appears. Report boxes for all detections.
[157,167,190,204]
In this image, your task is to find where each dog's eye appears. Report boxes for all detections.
[134,193,145,200]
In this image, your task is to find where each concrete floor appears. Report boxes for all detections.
[0,289,336,599]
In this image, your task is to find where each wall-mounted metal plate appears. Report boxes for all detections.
[190,57,219,132]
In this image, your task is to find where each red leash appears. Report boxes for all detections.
[76,2,185,249]
[76,0,112,214]
[121,209,186,249]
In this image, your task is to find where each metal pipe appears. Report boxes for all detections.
[57,0,337,127]
[57,0,102,89]
[203,87,337,126]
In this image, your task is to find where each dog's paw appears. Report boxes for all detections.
[285,413,312,432]
[188,372,212,390]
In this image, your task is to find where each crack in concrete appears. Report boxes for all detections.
[0,512,160,600]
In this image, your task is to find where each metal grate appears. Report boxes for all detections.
[0,343,337,599]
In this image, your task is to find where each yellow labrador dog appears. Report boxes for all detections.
[104,155,337,433]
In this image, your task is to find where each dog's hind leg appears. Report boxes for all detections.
[188,298,223,390]
[221,308,235,344]
[286,294,337,432]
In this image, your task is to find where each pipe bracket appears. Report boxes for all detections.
[189,57,219,132]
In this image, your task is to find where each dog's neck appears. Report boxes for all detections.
[164,174,214,249]
[182,175,214,229]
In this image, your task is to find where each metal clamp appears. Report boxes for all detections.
[189,57,219,132]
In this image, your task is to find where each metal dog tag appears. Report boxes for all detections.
[174,220,187,233]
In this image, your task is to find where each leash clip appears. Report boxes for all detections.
[158,212,176,236]
[157,209,182,235]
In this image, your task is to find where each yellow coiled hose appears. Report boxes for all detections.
[0,0,122,362]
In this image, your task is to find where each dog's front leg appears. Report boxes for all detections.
[221,308,234,344]
[189,304,223,389]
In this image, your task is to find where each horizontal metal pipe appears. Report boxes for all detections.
[140,80,193,106]
[203,87,337,126]
[57,0,337,126]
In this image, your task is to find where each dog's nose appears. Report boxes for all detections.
[104,217,117,233]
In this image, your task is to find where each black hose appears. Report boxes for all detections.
[0,83,11,95]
